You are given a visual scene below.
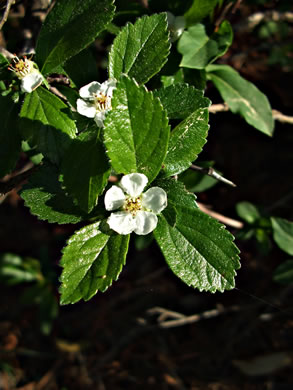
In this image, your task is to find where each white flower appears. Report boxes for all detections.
[8,56,44,93]
[166,11,185,42]
[76,79,116,127]
[104,173,167,235]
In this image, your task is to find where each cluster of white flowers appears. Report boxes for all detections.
[104,173,167,235]
[8,56,44,93]
[8,57,166,235]
[76,80,116,128]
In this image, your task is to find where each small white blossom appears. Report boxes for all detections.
[104,173,167,235]
[76,79,116,128]
[166,11,185,42]
[8,56,44,93]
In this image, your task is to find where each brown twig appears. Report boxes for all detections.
[197,202,244,229]
[0,0,15,31]
[190,163,236,187]
[147,305,240,328]
[272,109,293,125]
[0,162,36,197]
[209,103,293,125]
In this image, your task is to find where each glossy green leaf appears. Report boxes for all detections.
[108,13,170,84]
[206,64,274,136]
[236,201,260,224]
[178,21,233,69]
[20,87,76,165]
[61,128,110,213]
[184,0,219,25]
[0,95,21,178]
[163,108,209,177]
[60,222,130,304]
[20,163,85,224]
[154,83,210,119]
[104,76,170,183]
[273,260,293,285]
[154,181,240,292]
[36,0,115,74]
[271,217,293,255]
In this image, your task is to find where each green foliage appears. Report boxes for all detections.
[0,253,40,285]
[273,260,293,285]
[154,180,240,292]
[20,87,76,165]
[184,0,219,25]
[206,64,274,136]
[178,21,233,69]
[0,95,21,178]
[61,128,110,213]
[108,13,170,84]
[104,76,170,183]
[236,202,261,224]
[154,83,210,119]
[162,109,209,177]
[271,217,293,256]
[60,222,130,304]
[64,49,99,88]
[20,163,85,224]
[35,0,115,74]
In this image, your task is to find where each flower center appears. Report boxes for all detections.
[123,196,142,216]
[8,56,33,79]
[94,92,110,111]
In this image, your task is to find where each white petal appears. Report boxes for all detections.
[94,111,107,127]
[142,187,167,214]
[105,79,116,97]
[107,211,136,235]
[21,72,43,93]
[133,211,158,235]
[79,81,101,99]
[76,99,96,118]
[120,173,148,197]
[104,186,126,211]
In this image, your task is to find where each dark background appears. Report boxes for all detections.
[1,0,293,389]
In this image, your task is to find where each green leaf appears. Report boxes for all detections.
[0,253,40,285]
[154,182,240,292]
[64,48,99,88]
[61,128,110,213]
[184,0,219,25]
[60,222,130,304]
[178,21,233,69]
[104,76,170,183]
[35,0,115,75]
[20,163,85,224]
[0,54,10,80]
[162,108,209,177]
[273,260,293,285]
[154,178,198,222]
[108,13,170,84]
[236,201,260,224]
[206,64,274,136]
[161,69,184,87]
[20,87,76,165]
[0,95,21,178]
[271,217,293,255]
[154,83,210,119]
